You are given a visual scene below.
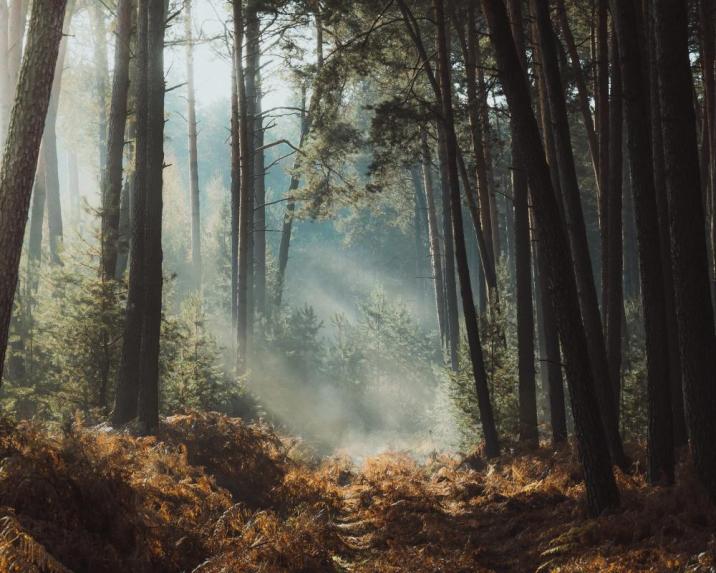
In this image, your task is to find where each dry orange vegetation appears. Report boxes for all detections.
[0,412,713,572]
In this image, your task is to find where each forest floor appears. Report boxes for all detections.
[0,412,714,572]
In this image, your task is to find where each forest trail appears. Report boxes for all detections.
[1,412,713,573]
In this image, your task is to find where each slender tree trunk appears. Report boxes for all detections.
[645,3,687,447]
[605,30,624,424]
[185,0,201,290]
[234,0,251,373]
[137,0,166,433]
[0,0,67,382]
[596,1,609,312]
[436,0,499,458]
[420,130,447,343]
[44,6,74,266]
[276,12,323,310]
[610,0,674,484]
[100,0,132,282]
[116,164,131,278]
[532,0,627,469]
[27,151,46,291]
[113,0,149,425]
[483,0,619,516]
[231,61,239,328]
[249,10,266,317]
[555,0,598,184]
[92,2,109,172]
[654,0,716,497]
[67,151,80,226]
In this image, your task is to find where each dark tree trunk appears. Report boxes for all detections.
[555,0,598,184]
[437,126,460,370]
[0,0,67,382]
[234,0,251,373]
[645,2,686,448]
[113,0,149,426]
[532,0,626,469]
[436,0,499,458]
[100,0,132,282]
[596,0,609,315]
[654,0,716,497]
[137,0,166,433]
[605,30,624,424]
[27,152,46,285]
[421,130,447,343]
[610,0,674,484]
[483,0,619,516]
[185,0,201,290]
[507,0,538,447]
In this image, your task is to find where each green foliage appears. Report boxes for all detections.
[620,301,648,440]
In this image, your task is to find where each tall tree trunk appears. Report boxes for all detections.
[610,0,674,484]
[507,0,538,447]
[532,0,627,469]
[231,60,239,328]
[44,6,74,266]
[645,2,687,447]
[250,12,265,317]
[67,150,80,227]
[654,0,716,498]
[113,0,149,426]
[137,0,166,433]
[276,12,323,310]
[483,0,619,517]
[420,130,447,343]
[436,0,499,458]
[92,2,109,172]
[27,151,46,292]
[555,0,598,184]
[185,0,201,290]
[100,0,132,282]
[0,0,67,382]
[234,0,251,373]
[605,30,624,425]
[596,1,609,313]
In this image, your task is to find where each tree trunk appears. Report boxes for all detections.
[113,0,149,426]
[92,2,109,172]
[596,1,609,314]
[185,0,201,290]
[27,150,46,291]
[44,6,74,266]
[231,60,239,328]
[234,0,251,373]
[0,0,67,382]
[420,130,447,343]
[645,2,686,447]
[249,8,265,317]
[100,0,132,282]
[507,0,538,447]
[0,1,11,146]
[436,0,499,458]
[137,0,166,434]
[532,0,627,469]
[610,0,674,484]
[654,0,716,497]
[7,0,28,94]
[605,30,624,425]
[483,0,619,516]
[555,0,598,184]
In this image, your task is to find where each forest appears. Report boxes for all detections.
[0,0,715,570]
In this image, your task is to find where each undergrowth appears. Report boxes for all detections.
[0,412,713,572]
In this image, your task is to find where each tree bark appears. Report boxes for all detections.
[654,0,716,497]
[113,0,149,426]
[137,0,166,433]
[185,0,201,290]
[483,0,619,516]
[610,0,674,484]
[100,0,132,282]
[0,0,67,382]
[420,130,447,343]
[436,0,499,458]
[0,1,11,146]
[532,0,626,469]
